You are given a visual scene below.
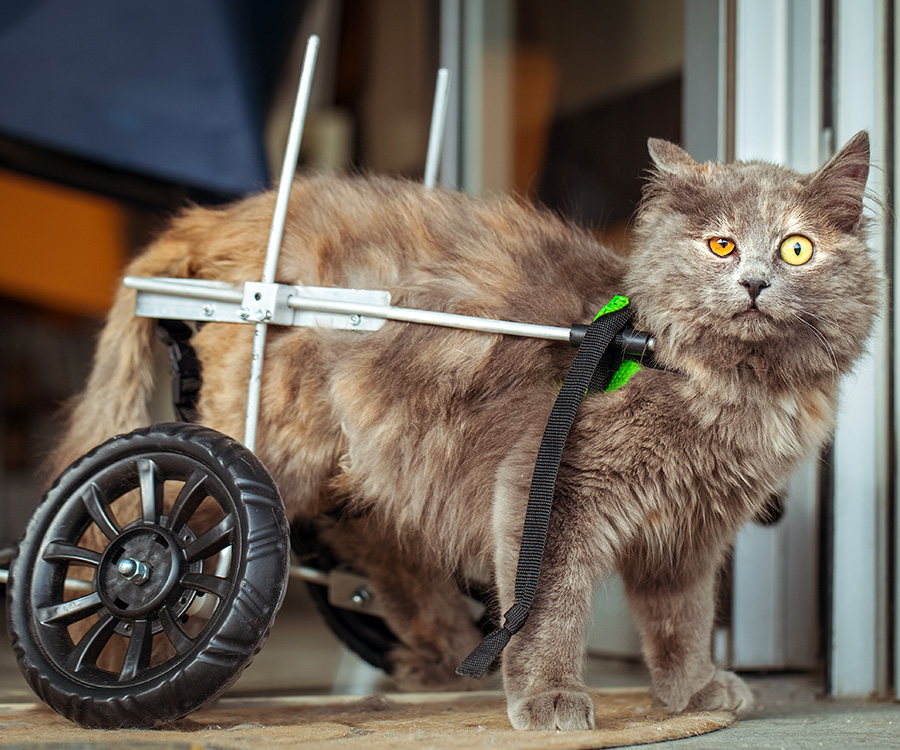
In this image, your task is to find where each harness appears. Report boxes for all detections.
[156,319,202,423]
[457,295,637,678]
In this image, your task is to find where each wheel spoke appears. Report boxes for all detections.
[42,541,101,568]
[66,611,118,673]
[184,515,235,562]
[81,483,120,541]
[119,619,153,682]
[181,572,231,600]
[159,607,194,655]
[164,468,208,531]
[38,591,103,626]
[138,458,164,523]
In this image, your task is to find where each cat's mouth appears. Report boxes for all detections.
[733,304,769,320]
[730,305,774,341]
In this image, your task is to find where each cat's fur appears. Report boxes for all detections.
[52,132,879,730]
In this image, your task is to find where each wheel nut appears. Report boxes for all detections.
[117,557,150,585]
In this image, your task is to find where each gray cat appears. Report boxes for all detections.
[53,132,879,730]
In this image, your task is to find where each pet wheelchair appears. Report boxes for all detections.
[2,37,654,728]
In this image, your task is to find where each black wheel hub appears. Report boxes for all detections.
[97,525,185,619]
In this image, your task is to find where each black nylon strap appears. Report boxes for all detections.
[456,302,633,678]
[156,319,202,423]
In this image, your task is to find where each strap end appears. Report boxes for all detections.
[455,627,511,679]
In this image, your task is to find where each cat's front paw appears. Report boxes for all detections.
[685,670,753,714]
[508,690,596,731]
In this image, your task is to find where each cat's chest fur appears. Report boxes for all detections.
[566,368,837,556]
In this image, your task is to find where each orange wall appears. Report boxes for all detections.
[0,168,127,317]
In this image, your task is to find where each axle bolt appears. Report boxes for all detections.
[117,557,151,586]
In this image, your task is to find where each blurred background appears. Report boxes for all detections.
[0,0,896,705]
[0,0,682,535]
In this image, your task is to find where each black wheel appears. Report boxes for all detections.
[6,423,290,729]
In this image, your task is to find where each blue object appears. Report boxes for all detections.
[0,0,302,197]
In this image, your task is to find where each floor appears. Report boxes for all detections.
[2,581,898,749]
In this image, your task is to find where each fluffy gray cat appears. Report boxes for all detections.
[52,131,879,730]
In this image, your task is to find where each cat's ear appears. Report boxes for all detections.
[647,139,699,175]
[807,130,870,231]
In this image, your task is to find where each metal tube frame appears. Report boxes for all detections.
[123,36,651,454]
[424,68,451,189]
[244,35,320,451]
[124,34,585,454]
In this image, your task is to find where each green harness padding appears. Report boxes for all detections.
[594,296,642,393]
[607,358,642,391]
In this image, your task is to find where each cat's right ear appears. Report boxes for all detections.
[807,130,870,232]
[647,139,699,175]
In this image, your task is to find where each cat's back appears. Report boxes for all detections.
[169,174,623,327]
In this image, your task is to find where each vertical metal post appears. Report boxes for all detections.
[244,35,320,451]
[439,0,462,189]
[830,0,890,698]
[728,0,824,673]
[424,68,451,188]
[683,0,734,164]
[893,0,900,703]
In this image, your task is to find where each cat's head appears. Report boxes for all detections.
[625,131,881,390]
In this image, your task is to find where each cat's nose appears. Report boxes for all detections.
[740,278,769,303]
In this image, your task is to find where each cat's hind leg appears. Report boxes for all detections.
[320,516,486,690]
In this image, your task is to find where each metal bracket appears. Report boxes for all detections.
[130,278,243,323]
[127,277,391,333]
[287,286,391,332]
[241,281,293,325]
[290,563,384,616]
[326,566,384,616]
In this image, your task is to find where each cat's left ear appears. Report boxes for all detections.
[647,138,699,176]
[807,130,870,231]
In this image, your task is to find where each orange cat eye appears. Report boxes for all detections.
[708,238,736,257]
[779,235,814,266]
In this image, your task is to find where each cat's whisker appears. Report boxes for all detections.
[797,307,839,329]
[790,312,839,388]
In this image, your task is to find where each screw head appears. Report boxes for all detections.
[349,314,362,327]
[350,588,371,606]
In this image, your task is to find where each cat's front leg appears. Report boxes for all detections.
[497,539,598,730]
[622,554,753,715]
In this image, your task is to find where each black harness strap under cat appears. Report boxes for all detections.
[156,319,203,423]
[456,297,634,679]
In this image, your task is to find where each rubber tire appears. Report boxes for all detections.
[6,423,290,729]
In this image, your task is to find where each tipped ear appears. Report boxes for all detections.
[808,130,870,231]
[647,138,699,175]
